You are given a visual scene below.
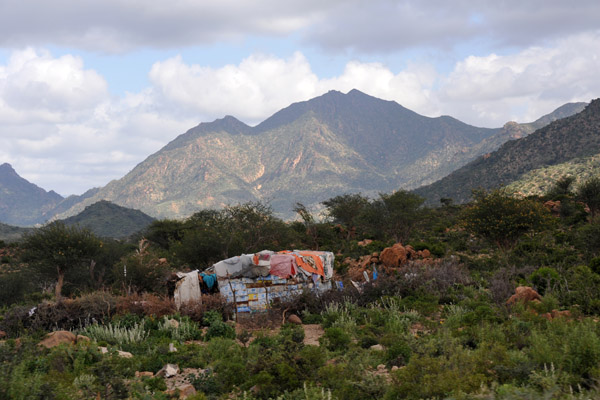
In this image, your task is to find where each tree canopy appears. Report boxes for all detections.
[21,221,102,297]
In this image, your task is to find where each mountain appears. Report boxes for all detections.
[414,99,600,205]
[61,200,155,239]
[0,163,64,226]
[53,90,587,220]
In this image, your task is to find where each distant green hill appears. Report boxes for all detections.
[61,200,155,239]
[414,99,600,205]
[0,222,31,243]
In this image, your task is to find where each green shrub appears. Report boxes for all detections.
[157,315,202,341]
[203,311,235,341]
[82,320,148,345]
[320,327,351,351]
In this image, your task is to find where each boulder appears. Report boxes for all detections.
[380,243,408,268]
[157,363,180,378]
[117,350,133,358]
[544,200,561,215]
[287,314,302,325]
[38,330,77,348]
[76,335,91,343]
[0,330,6,339]
[166,383,196,399]
[98,346,133,358]
[506,286,542,306]
[169,343,178,352]
[135,371,154,378]
[370,344,384,351]
[552,309,571,319]
[417,249,431,258]
[166,319,179,329]
[357,239,373,247]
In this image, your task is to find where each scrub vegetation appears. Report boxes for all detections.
[2,177,600,399]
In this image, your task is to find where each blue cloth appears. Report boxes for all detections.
[200,272,217,289]
[373,266,378,281]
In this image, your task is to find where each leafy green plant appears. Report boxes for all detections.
[157,315,202,341]
[82,320,148,345]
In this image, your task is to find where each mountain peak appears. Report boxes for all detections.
[0,163,16,174]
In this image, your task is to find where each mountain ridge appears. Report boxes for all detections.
[51,90,585,221]
[414,99,600,204]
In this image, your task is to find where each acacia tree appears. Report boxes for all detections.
[358,190,425,243]
[22,221,102,298]
[461,189,554,250]
[322,193,370,240]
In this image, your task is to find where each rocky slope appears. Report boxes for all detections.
[0,163,64,226]
[414,99,600,205]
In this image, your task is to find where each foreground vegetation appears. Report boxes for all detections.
[2,176,600,399]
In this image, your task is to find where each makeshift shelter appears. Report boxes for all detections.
[205,249,335,313]
[173,270,202,310]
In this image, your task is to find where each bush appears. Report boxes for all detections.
[203,311,235,341]
[82,320,148,345]
[157,315,202,341]
[320,327,351,351]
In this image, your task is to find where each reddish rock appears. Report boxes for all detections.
[551,309,571,319]
[506,286,542,306]
[76,335,91,343]
[0,330,6,339]
[135,371,154,378]
[358,239,373,247]
[287,314,302,325]
[419,249,431,258]
[38,330,77,348]
[544,200,561,215]
[380,243,408,268]
[405,245,417,260]
[540,313,553,320]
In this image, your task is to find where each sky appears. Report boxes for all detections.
[1,0,599,196]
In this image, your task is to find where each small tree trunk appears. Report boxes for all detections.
[55,268,65,298]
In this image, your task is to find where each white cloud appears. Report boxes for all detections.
[0,48,108,123]
[438,31,600,126]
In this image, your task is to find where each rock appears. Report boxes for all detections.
[135,371,154,378]
[370,344,384,351]
[98,346,133,358]
[117,350,133,358]
[544,200,561,215]
[380,243,408,268]
[166,319,179,329]
[418,249,431,258]
[377,364,386,371]
[169,343,178,352]
[287,314,302,325]
[76,335,91,343]
[506,286,542,306]
[176,383,197,399]
[157,363,180,378]
[38,330,77,348]
[405,245,417,259]
[0,331,6,339]
[551,309,571,319]
[358,239,373,247]
[391,366,399,371]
